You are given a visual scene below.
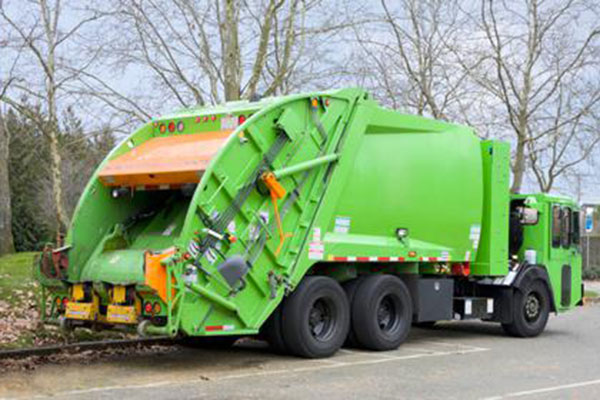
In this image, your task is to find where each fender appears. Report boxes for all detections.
[512,264,557,312]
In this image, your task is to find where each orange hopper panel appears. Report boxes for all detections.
[98,131,232,187]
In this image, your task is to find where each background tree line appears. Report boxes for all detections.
[1,0,599,255]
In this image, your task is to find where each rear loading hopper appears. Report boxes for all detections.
[36,88,582,358]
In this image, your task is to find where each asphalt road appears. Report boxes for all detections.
[1,303,599,400]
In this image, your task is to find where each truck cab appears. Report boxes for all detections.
[509,194,583,311]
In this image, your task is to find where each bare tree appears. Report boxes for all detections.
[350,0,483,123]
[87,0,351,114]
[460,0,600,193]
[527,83,600,193]
[0,105,14,255]
[0,0,105,236]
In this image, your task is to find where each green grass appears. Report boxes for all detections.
[0,252,38,303]
[584,290,599,299]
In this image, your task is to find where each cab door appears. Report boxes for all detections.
[549,205,580,308]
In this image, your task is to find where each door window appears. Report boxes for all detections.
[572,211,580,245]
[561,207,571,249]
[552,205,561,248]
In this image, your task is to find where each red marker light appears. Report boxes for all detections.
[168,121,175,132]
[238,115,246,125]
[144,302,153,314]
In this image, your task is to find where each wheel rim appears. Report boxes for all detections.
[524,292,541,322]
[308,298,336,341]
[377,295,400,333]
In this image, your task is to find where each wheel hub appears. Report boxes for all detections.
[308,299,334,340]
[377,296,398,332]
[524,293,541,321]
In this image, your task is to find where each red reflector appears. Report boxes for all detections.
[238,115,246,125]
[203,116,209,122]
[205,324,234,332]
[153,302,162,314]
[211,115,217,121]
[144,302,153,313]
[168,121,175,132]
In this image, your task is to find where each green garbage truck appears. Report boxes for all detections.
[37,88,583,358]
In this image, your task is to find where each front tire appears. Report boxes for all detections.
[281,276,349,358]
[352,275,412,351]
[502,280,551,337]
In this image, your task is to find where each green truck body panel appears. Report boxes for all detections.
[473,141,510,276]
[38,88,582,336]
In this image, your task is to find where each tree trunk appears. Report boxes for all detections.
[0,110,15,255]
[511,137,526,193]
[222,0,241,101]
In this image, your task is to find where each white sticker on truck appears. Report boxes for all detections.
[334,216,351,234]
[221,114,239,130]
[487,298,494,314]
[308,226,324,260]
[465,299,472,315]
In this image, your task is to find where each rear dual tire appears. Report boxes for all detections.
[281,276,350,358]
[262,274,412,358]
[349,275,413,351]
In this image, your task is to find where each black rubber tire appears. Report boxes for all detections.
[260,304,288,354]
[281,276,349,358]
[352,274,412,351]
[502,280,551,338]
[177,335,239,349]
[342,278,363,348]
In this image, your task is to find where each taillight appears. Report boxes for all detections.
[238,115,246,125]
[62,297,69,307]
[153,302,162,314]
[211,115,217,122]
[159,124,166,134]
[144,302,153,314]
[168,121,175,132]
[195,116,202,123]
[203,116,209,122]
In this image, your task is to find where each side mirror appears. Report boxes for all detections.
[520,207,539,225]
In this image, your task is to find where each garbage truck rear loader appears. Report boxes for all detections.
[37,88,583,358]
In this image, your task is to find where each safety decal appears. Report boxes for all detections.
[308,226,324,260]
[334,216,351,234]
[469,224,481,249]
[329,256,406,262]
[221,114,238,130]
